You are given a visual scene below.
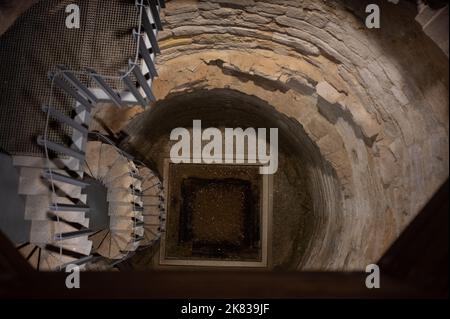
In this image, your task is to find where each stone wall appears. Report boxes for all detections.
[124,88,336,269]
[142,0,450,270]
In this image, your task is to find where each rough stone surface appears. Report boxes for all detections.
[132,0,450,271]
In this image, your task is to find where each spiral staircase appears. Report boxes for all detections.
[8,0,166,271]
[86,139,164,261]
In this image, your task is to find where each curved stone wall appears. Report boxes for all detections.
[124,88,341,269]
[134,0,449,270]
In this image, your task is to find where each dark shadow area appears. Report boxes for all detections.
[0,153,30,244]
[83,176,110,231]
[166,163,261,262]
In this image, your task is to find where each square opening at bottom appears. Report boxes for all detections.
[161,162,270,267]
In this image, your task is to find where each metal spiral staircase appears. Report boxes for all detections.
[86,138,164,261]
[12,0,166,271]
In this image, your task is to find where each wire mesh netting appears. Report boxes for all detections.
[0,0,139,155]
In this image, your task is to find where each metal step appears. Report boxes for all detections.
[86,68,125,108]
[42,169,89,188]
[57,255,97,271]
[42,105,89,135]
[142,8,160,54]
[149,0,163,31]
[50,203,90,212]
[56,65,99,104]
[134,30,158,77]
[130,60,156,102]
[49,72,93,112]
[134,220,145,227]
[55,229,94,241]
[37,136,85,162]
[120,71,148,108]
